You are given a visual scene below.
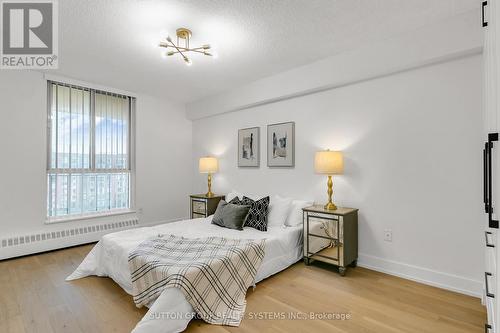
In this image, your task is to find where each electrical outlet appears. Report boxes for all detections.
[384,229,392,242]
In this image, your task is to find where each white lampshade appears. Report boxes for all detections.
[314,150,343,175]
[199,157,218,174]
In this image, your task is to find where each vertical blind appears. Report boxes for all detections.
[47,81,133,219]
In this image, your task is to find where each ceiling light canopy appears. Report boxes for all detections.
[159,28,214,66]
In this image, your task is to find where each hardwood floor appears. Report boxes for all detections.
[0,244,486,333]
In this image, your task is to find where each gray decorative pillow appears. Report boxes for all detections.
[212,200,251,231]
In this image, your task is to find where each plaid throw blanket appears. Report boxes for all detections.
[128,235,266,326]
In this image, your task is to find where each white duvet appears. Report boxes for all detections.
[67,216,304,333]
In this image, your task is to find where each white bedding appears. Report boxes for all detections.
[67,216,303,333]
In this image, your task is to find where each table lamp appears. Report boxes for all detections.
[199,157,218,198]
[315,150,343,210]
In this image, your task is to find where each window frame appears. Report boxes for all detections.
[45,80,136,223]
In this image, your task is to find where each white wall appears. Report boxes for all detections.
[192,55,484,296]
[0,71,192,257]
[187,10,481,119]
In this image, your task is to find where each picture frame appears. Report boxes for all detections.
[267,121,295,167]
[238,127,260,167]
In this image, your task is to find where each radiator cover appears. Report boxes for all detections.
[0,218,139,260]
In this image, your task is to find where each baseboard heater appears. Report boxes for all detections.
[0,218,139,260]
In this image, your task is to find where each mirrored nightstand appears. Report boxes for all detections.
[190,194,225,219]
[302,205,358,276]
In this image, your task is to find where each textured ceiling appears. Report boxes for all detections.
[50,0,477,103]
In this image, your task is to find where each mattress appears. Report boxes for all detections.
[67,216,304,333]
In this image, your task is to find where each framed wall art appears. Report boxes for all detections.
[267,122,294,167]
[238,127,260,167]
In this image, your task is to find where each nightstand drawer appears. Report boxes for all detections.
[308,247,341,265]
[192,212,206,219]
[307,216,340,240]
[192,200,207,214]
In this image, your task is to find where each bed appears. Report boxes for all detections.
[67,215,305,332]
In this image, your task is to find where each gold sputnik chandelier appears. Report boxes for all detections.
[159,28,213,66]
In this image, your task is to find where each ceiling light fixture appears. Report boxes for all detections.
[159,28,213,66]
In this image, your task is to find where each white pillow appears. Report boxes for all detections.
[226,190,265,202]
[285,200,313,227]
[243,193,263,201]
[267,195,293,227]
[225,190,243,202]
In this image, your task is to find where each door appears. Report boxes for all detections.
[483,0,500,331]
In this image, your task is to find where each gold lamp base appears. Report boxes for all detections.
[324,202,337,211]
[206,173,214,198]
[324,175,338,211]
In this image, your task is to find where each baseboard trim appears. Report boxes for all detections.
[358,253,482,298]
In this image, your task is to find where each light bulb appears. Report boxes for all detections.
[211,51,218,59]
[202,44,211,50]
[161,52,168,59]
[167,51,175,56]
[184,58,192,66]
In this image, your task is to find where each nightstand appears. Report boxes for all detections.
[190,194,225,219]
[302,205,358,276]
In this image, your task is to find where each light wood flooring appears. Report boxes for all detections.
[0,244,486,333]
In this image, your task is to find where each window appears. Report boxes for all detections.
[46,81,134,221]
